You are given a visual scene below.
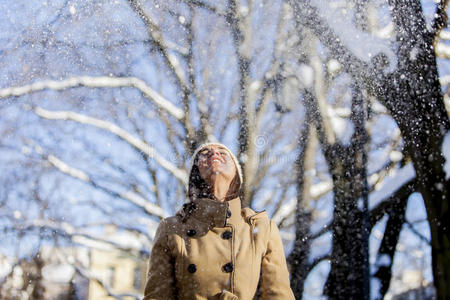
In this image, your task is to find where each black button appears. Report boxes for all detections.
[226,209,232,218]
[188,264,197,273]
[187,229,196,237]
[221,231,232,240]
[222,262,233,273]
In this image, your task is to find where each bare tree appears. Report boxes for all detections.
[1,0,448,299]
[288,0,450,298]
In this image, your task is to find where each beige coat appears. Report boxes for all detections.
[143,196,295,300]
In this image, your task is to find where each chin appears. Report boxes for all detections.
[210,165,222,172]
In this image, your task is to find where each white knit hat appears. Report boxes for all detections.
[187,142,243,193]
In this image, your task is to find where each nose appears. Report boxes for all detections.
[210,149,221,160]
[211,148,221,156]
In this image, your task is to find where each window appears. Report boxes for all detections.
[133,266,142,290]
[106,266,115,288]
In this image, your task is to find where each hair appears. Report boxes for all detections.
[187,150,241,202]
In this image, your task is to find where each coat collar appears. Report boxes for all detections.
[189,196,243,227]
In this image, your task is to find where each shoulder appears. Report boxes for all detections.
[165,215,182,226]
[152,215,187,253]
[241,207,270,228]
[154,215,183,238]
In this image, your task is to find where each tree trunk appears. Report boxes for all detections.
[303,85,370,299]
[382,1,450,298]
[288,0,450,297]
[324,144,367,299]
[290,103,317,298]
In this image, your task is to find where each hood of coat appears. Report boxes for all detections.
[176,196,244,230]
[176,196,268,229]
[187,142,243,202]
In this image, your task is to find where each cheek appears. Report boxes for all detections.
[198,164,208,174]
[224,161,236,175]
[197,159,209,169]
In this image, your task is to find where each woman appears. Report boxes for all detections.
[143,142,295,300]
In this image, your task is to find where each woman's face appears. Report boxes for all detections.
[196,145,236,183]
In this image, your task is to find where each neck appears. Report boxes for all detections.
[208,177,232,202]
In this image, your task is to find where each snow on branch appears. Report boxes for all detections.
[33,106,188,186]
[436,42,450,59]
[17,219,150,254]
[119,191,168,219]
[271,180,334,226]
[0,76,184,120]
[30,143,169,218]
[47,154,90,182]
[440,75,450,86]
[309,180,333,199]
[438,29,450,41]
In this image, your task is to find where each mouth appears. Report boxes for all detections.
[209,159,222,167]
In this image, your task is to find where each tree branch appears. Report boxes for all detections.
[405,219,431,244]
[178,0,223,15]
[127,0,188,90]
[126,0,201,153]
[306,255,330,274]
[26,139,169,219]
[370,179,416,228]
[32,106,188,186]
[9,219,151,255]
[0,76,184,120]
[287,1,370,84]
[373,190,408,299]
[431,0,450,45]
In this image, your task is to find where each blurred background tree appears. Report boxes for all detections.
[0,0,448,299]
